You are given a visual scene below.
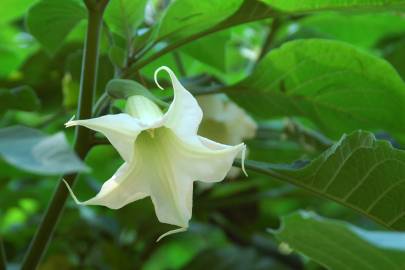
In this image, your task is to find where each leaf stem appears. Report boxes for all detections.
[258,18,281,61]
[172,52,186,77]
[0,237,6,270]
[21,1,109,269]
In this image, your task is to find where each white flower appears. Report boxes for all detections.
[197,94,257,145]
[197,94,257,178]
[64,66,246,240]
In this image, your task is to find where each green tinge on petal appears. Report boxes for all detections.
[126,95,163,125]
[136,128,192,227]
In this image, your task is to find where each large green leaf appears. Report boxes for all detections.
[156,0,243,42]
[272,211,405,270]
[26,0,86,54]
[0,0,37,24]
[0,126,88,175]
[262,0,405,12]
[243,130,405,230]
[180,31,230,72]
[104,0,147,41]
[225,39,405,139]
[0,86,40,113]
[298,13,405,48]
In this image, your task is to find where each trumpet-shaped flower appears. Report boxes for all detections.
[197,94,257,178]
[65,66,246,240]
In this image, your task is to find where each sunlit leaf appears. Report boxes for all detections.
[26,0,86,54]
[156,0,243,42]
[0,0,37,24]
[104,0,147,41]
[226,39,405,139]
[261,0,405,12]
[181,31,230,72]
[295,12,405,49]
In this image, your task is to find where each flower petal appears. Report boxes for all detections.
[66,114,144,162]
[154,66,203,143]
[136,130,193,228]
[187,136,247,182]
[126,95,164,126]
[64,162,149,209]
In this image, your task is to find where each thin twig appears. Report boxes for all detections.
[258,18,281,61]
[172,52,186,77]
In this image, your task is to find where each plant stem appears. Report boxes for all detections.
[21,1,108,269]
[172,52,186,77]
[0,237,6,270]
[258,18,281,61]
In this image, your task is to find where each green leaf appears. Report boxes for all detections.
[0,0,37,24]
[109,45,127,68]
[0,86,40,113]
[244,130,405,230]
[132,0,405,71]
[261,0,405,12]
[104,0,147,41]
[181,31,230,72]
[156,0,244,42]
[272,211,405,270]
[225,39,405,139]
[0,126,89,175]
[0,47,21,77]
[384,38,405,80]
[298,13,405,49]
[26,0,86,54]
[0,25,38,77]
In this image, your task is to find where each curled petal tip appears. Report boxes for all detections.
[62,179,84,206]
[241,144,248,177]
[65,115,76,128]
[156,227,187,242]
[154,66,171,90]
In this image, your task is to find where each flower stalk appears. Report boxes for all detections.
[20,1,109,269]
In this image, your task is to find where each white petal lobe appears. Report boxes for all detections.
[66,114,144,162]
[154,66,203,144]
